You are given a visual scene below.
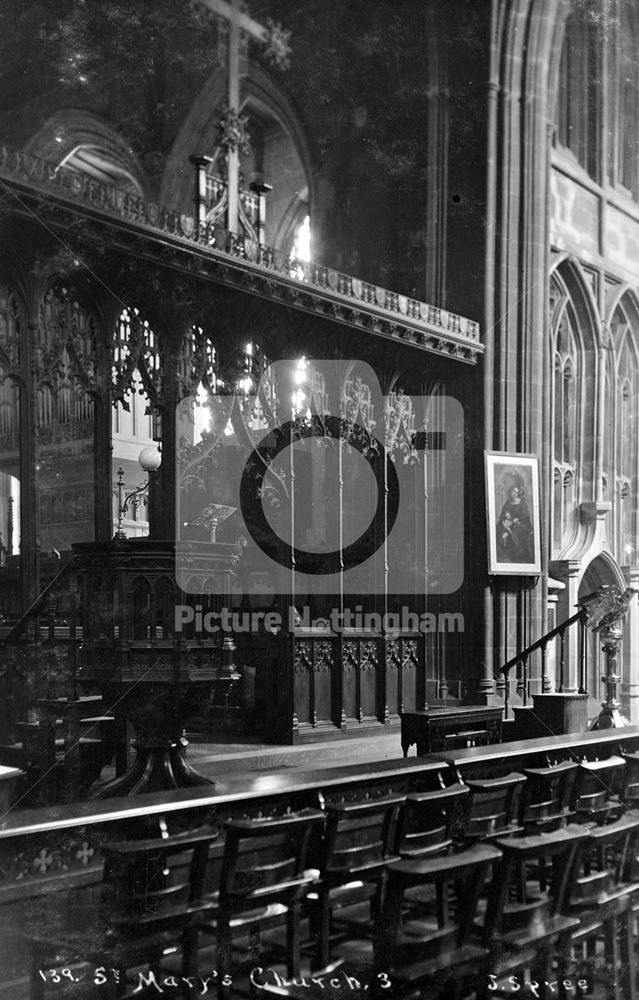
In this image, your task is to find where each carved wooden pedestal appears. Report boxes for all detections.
[74,538,241,796]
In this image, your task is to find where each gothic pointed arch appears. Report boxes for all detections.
[605,289,639,566]
[160,61,312,254]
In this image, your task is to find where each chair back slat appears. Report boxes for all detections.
[395,784,469,857]
[571,757,626,824]
[101,824,217,926]
[520,761,578,831]
[322,795,404,878]
[220,810,325,898]
[464,773,525,841]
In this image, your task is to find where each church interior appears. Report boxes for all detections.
[2,0,639,997]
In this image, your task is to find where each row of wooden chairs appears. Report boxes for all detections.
[399,752,629,857]
[375,813,639,1000]
[27,751,639,999]
[251,812,639,1000]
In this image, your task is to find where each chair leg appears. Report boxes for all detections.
[532,951,552,1000]
[620,914,637,1000]
[311,894,331,971]
[181,924,199,979]
[556,931,575,1000]
[287,902,301,978]
[605,915,622,988]
[217,914,232,1000]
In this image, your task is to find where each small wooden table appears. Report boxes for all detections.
[401,706,504,756]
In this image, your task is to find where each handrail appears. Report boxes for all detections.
[2,555,77,644]
[499,607,588,719]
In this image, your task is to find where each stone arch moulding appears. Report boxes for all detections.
[274,186,309,259]
[548,254,601,558]
[23,108,148,197]
[579,549,628,594]
[549,254,601,344]
[550,526,625,693]
[605,281,639,329]
[242,65,314,197]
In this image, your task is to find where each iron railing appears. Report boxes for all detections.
[499,607,589,719]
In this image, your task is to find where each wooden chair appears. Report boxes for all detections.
[571,756,626,826]
[564,813,639,1000]
[374,843,502,1000]
[516,762,580,894]
[518,760,578,832]
[395,783,469,859]
[620,750,639,808]
[482,825,587,998]
[463,772,526,842]
[306,795,404,972]
[192,809,325,990]
[28,820,218,999]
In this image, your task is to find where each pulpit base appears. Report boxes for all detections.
[92,740,213,797]
[589,706,631,730]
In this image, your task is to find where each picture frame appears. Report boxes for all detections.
[484,452,542,575]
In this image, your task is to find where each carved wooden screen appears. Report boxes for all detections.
[0,286,21,575]
[35,285,98,555]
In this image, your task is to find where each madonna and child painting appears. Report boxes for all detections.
[485,453,541,575]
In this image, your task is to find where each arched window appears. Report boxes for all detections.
[609,299,639,564]
[555,1,639,200]
[112,307,162,537]
[613,1,639,194]
[112,306,162,409]
[176,325,217,401]
[555,8,601,179]
[238,98,309,251]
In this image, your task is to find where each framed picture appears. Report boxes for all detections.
[485,452,541,575]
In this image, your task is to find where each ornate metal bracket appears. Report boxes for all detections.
[580,584,638,730]
[113,467,151,540]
